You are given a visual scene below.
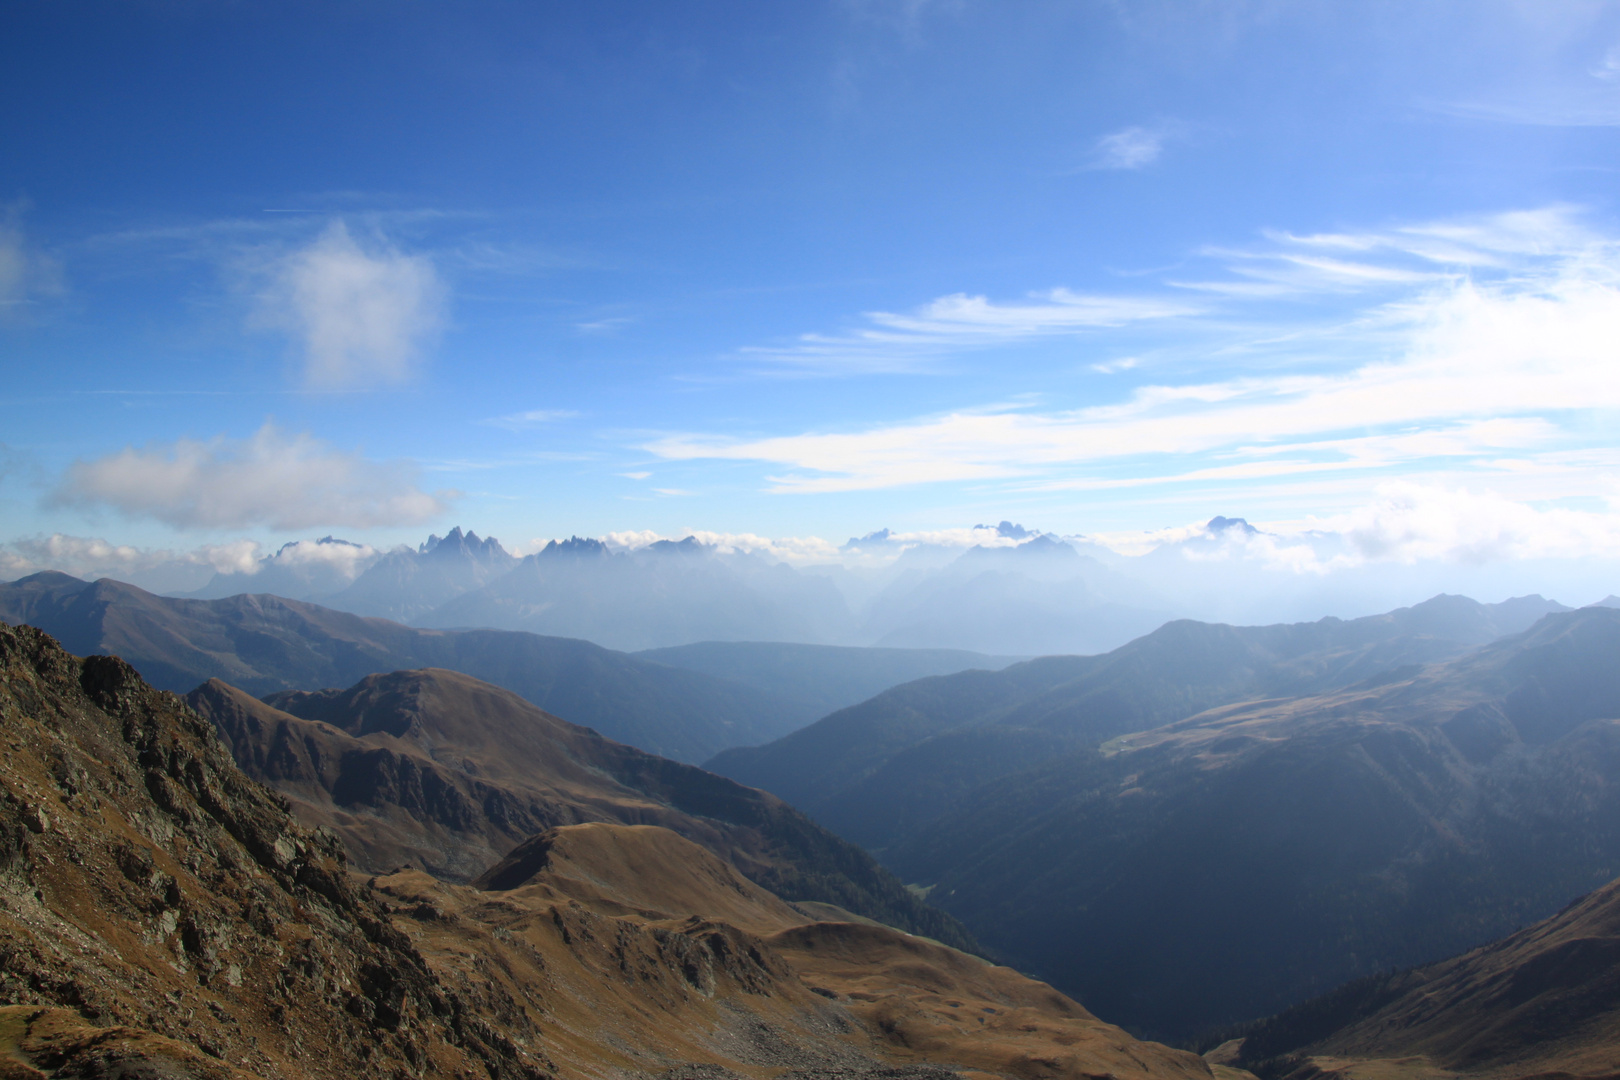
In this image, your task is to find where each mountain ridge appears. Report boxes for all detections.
[708,592,1570,849]
[883,606,1620,1041]
[0,570,813,762]
[185,665,981,952]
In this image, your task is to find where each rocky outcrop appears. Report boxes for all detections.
[0,622,550,1080]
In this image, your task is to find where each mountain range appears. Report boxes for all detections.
[9,596,1620,1079]
[0,619,1219,1080]
[880,606,1620,1040]
[185,664,975,951]
[708,593,1571,850]
[176,525,1180,655]
[323,526,519,622]
[0,571,1005,764]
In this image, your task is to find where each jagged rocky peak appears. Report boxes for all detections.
[537,535,610,558]
[645,535,709,556]
[276,534,362,554]
[418,525,511,561]
[975,520,1036,539]
[840,528,894,553]
[1206,515,1258,535]
[961,532,1075,561]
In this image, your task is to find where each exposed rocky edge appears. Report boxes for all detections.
[373,820,1217,1080]
[0,622,551,1080]
[186,669,977,952]
[0,1005,257,1080]
[1218,872,1620,1080]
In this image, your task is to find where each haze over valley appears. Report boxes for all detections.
[6,3,1620,1079]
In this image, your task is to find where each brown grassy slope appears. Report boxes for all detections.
[378,819,1219,1080]
[186,669,978,950]
[0,622,550,1080]
[0,623,1218,1080]
[1234,873,1620,1080]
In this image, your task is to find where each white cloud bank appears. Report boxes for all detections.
[51,422,455,530]
[256,221,444,389]
[0,533,387,594]
[0,534,259,583]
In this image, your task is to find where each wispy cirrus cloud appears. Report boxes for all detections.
[0,202,65,318]
[51,422,455,530]
[480,409,581,431]
[1087,125,1171,170]
[741,288,1201,375]
[651,207,1620,495]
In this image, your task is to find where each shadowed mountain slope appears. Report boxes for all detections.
[1226,871,1620,1080]
[635,640,1021,730]
[884,606,1620,1043]
[709,593,1569,849]
[0,570,808,762]
[186,667,978,951]
[0,621,1221,1080]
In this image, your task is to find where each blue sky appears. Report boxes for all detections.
[3,0,1620,583]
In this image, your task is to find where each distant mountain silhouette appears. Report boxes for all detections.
[0,570,808,762]
[1224,869,1620,1080]
[421,537,856,650]
[884,606,1620,1041]
[186,666,977,952]
[185,534,380,600]
[709,593,1571,849]
[324,525,518,621]
[856,535,1170,655]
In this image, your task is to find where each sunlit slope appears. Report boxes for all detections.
[415,820,1220,1080]
[886,606,1620,1041]
[187,667,976,949]
[0,620,1219,1080]
[0,622,552,1080]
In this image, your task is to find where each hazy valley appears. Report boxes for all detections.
[13,8,1620,1079]
[5,532,1620,1080]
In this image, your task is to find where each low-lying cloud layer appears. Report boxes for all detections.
[9,482,1619,632]
[51,422,455,530]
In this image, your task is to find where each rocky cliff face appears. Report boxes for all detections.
[0,622,548,1080]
